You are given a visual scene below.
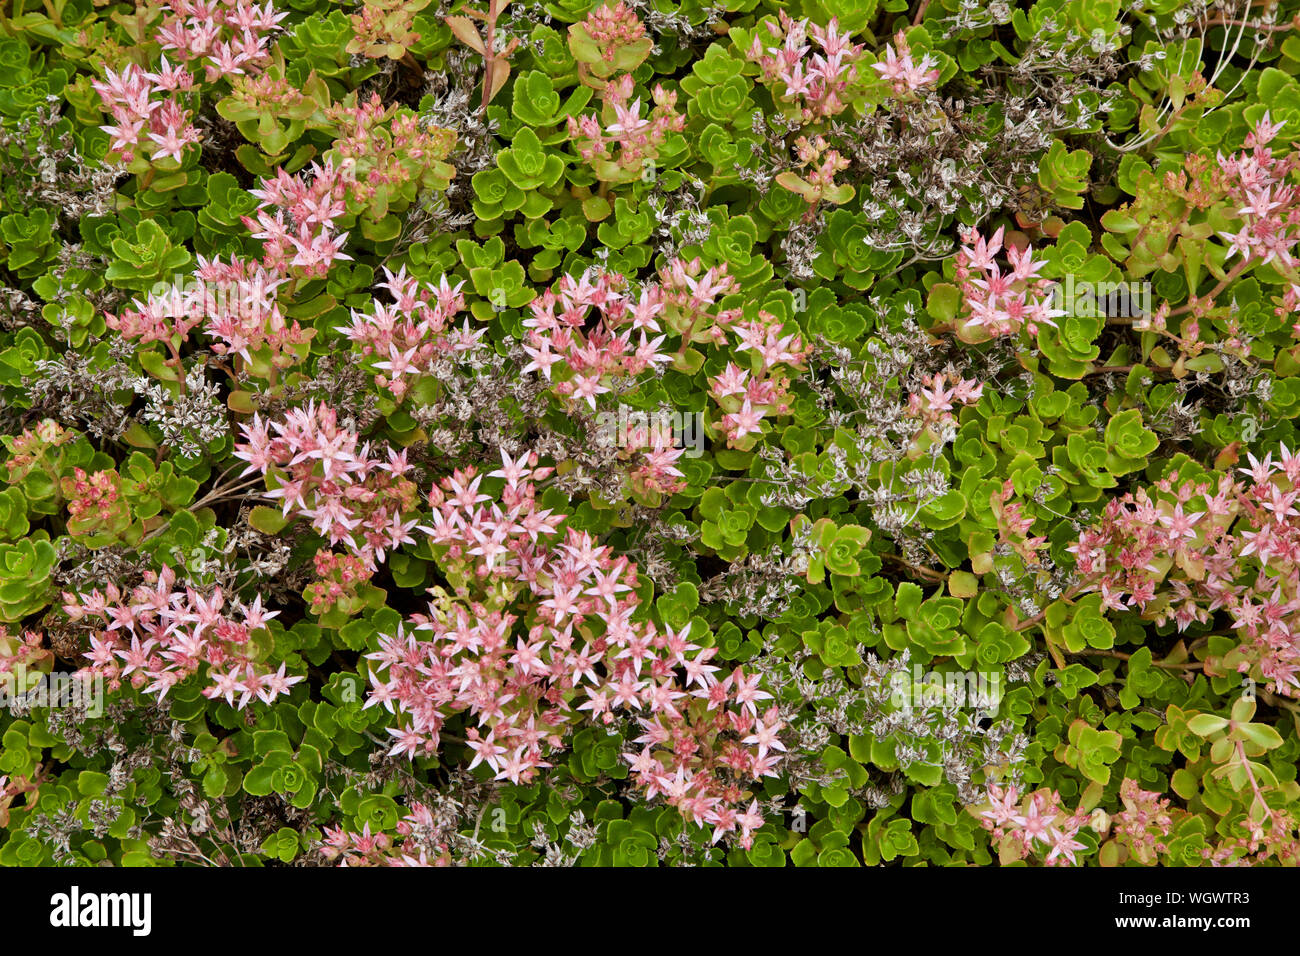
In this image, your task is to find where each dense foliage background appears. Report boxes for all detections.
[2,0,1300,867]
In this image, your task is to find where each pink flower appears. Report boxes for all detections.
[568,372,612,410]
[1157,503,1204,541]
[871,30,939,95]
[747,13,864,122]
[721,400,766,443]
[1045,828,1087,866]
[954,229,1060,337]
[1012,799,1057,845]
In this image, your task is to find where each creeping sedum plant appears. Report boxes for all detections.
[4,0,1300,869]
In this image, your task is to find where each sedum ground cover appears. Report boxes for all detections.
[1,0,1300,868]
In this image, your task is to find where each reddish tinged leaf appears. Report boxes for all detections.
[444,15,484,54]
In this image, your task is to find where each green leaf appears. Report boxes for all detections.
[1186,714,1229,737]
[250,506,289,535]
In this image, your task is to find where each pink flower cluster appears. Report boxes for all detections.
[92,0,285,165]
[790,134,850,204]
[63,468,123,527]
[521,268,672,409]
[324,93,457,207]
[364,449,783,846]
[567,74,685,178]
[581,1,647,61]
[321,803,449,866]
[107,160,353,370]
[193,257,312,366]
[66,568,299,708]
[0,625,51,678]
[155,0,285,80]
[1111,778,1174,864]
[243,159,353,279]
[625,678,782,847]
[871,30,940,96]
[103,274,202,348]
[234,401,421,566]
[907,373,984,426]
[92,63,201,165]
[609,418,689,498]
[711,308,807,446]
[338,267,483,402]
[954,226,1063,337]
[991,478,1049,562]
[709,369,767,444]
[2,420,72,484]
[977,783,1089,866]
[305,550,375,618]
[746,13,864,123]
[1069,446,1300,695]
[658,256,743,336]
[523,261,791,455]
[1217,113,1300,270]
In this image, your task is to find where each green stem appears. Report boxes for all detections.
[166,339,188,398]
